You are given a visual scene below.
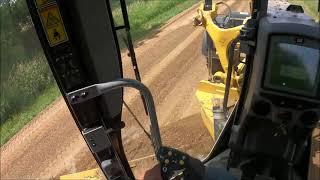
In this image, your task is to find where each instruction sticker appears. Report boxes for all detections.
[39,4,68,47]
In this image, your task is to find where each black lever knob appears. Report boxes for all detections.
[156,146,205,180]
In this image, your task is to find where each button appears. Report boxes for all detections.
[164,159,169,164]
[70,95,79,102]
[179,160,184,165]
[168,151,172,156]
[277,111,292,121]
[162,167,167,172]
[80,92,88,98]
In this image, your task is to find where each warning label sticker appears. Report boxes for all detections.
[39,5,68,47]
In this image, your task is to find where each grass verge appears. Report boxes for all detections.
[288,0,319,20]
[0,84,60,146]
[113,0,197,45]
[0,0,197,147]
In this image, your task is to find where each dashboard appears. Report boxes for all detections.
[231,11,320,160]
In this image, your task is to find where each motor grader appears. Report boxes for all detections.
[26,0,319,179]
[194,1,250,140]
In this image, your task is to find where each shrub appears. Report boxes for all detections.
[0,54,54,122]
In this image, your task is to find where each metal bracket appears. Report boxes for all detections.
[83,126,112,153]
[240,19,258,55]
[83,126,131,180]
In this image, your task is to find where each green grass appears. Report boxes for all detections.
[288,0,319,20]
[0,84,60,146]
[0,0,197,147]
[113,0,197,44]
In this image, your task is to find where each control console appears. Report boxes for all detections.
[229,7,320,179]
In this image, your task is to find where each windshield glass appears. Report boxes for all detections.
[0,0,252,178]
[1,0,318,179]
[118,1,252,177]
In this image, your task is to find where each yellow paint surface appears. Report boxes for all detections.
[196,80,239,139]
[60,168,101,180]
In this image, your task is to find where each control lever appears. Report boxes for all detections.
[157,146,205,180]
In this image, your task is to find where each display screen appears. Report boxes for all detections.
[265,40,320,97]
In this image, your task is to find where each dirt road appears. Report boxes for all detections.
[1,1,250,179]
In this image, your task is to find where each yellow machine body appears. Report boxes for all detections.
[197,3,243,72]
[196,80,239,137]
[194,3,248,139]
[60,168,101,180]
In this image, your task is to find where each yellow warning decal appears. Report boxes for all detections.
[39,4,68,47]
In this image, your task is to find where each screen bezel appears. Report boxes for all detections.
[263,35,320,99]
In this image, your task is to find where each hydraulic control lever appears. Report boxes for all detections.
[157,146,205,180]
[67,79,205,180]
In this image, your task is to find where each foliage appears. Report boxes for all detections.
[1,0,41,82]
[112,0,197,44]
[1,54,54,122]
[0,84,60,146]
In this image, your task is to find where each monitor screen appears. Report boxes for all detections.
[265,39,320,97]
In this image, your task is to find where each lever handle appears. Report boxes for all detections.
[157,146,205,180]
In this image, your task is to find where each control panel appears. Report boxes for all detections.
[230,8,320,162]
